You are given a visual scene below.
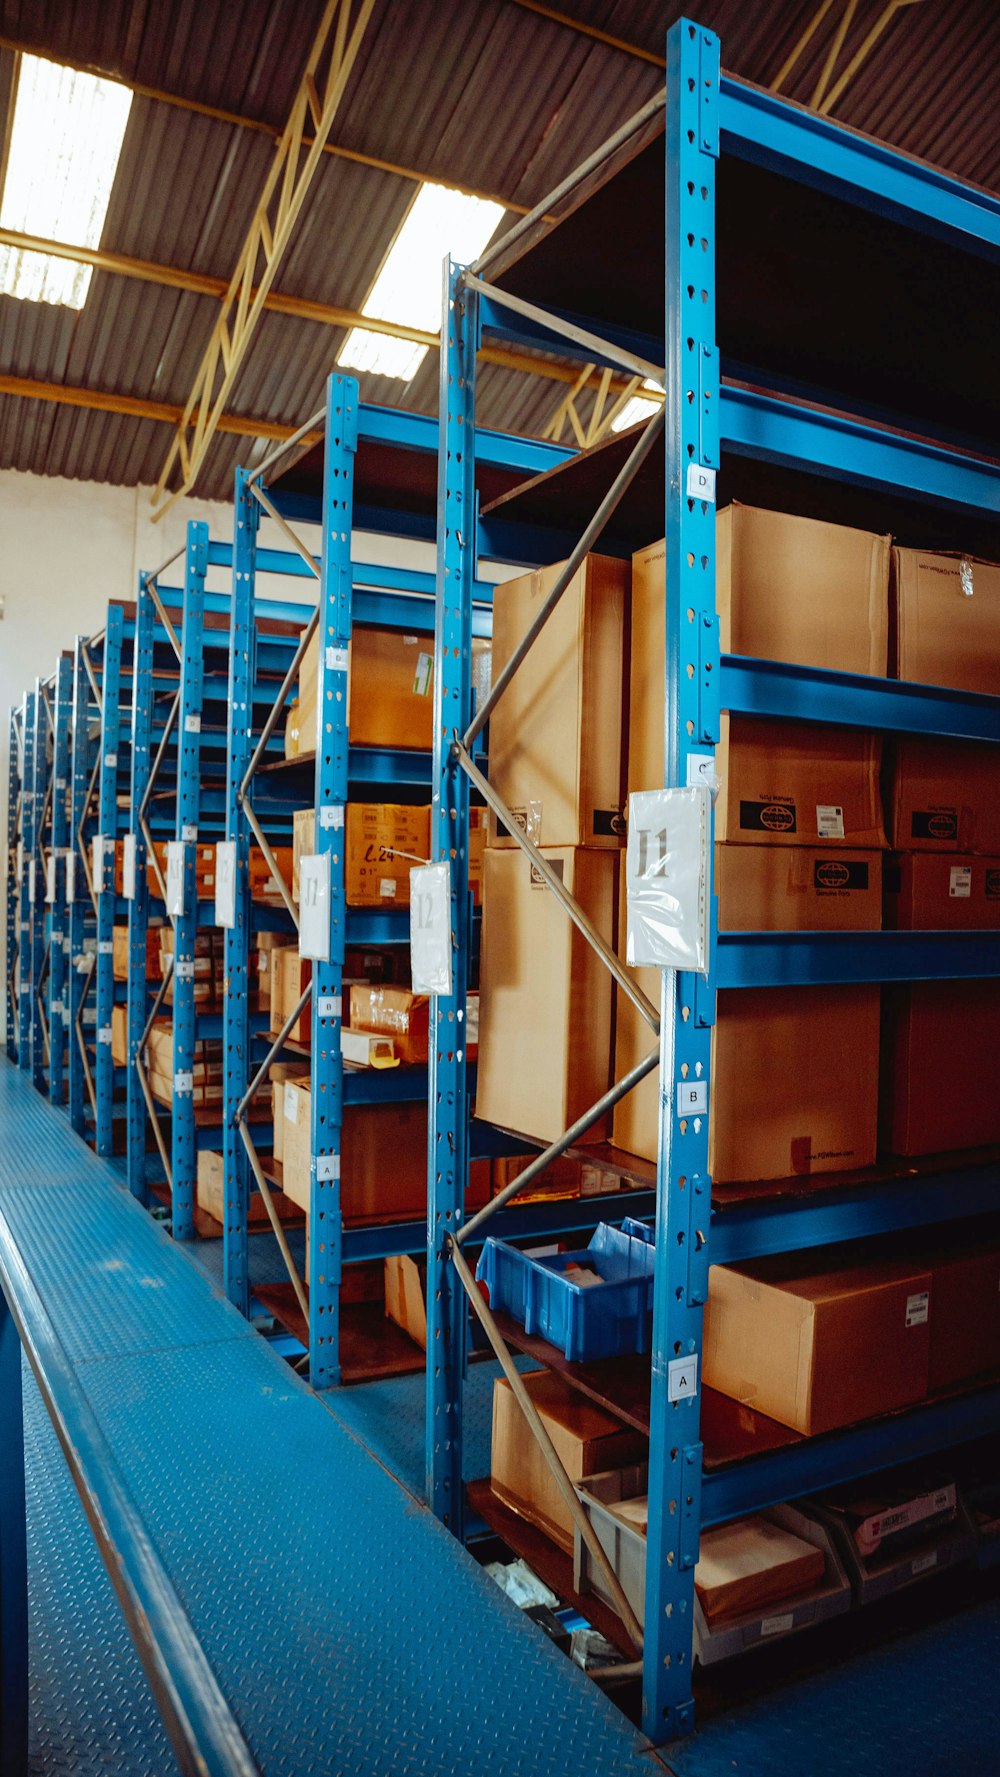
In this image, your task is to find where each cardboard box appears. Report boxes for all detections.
[384,1253,427,1349]
[715,717,885,848]
[703,1252,933,1435]
[113,922,161,981]
[269,949,312,1045]
[924,1242,1000,1393]
[716,505,889,675]
[270,1060,310,1164]
[285,627,492,758]
[280,1088,490,1220]
[469,806,487,904]
[716,845,882,931]
[488,554,628,849]
[695,1518,826,1624]
[881,981,1000,1155]
[477,847,618,1144]
[111,1003,128,1067]
[887,736,1000,853]
[147,841,217,900]
[345,804,430,908]
[884,852,1000,929]
[491,1371,647,1554]
[615,972,880,1180]
[892,547,1000,695]
[349,985,429,1065]
[248,847,293,905]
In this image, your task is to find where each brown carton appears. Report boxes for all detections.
[884,852,1000,929]
[881,981,1000,1155]
[477,846,618,1144]
[286,625,491,758]
[469,806,487,904]
[111,1003,128,1067]
[345,804,430,908]
[491,1371,647,1554]
[891,547,1000,694]
[695,1518,826,1624]
[703,1252,933,1435]
[716,505,889,674]
[716,845,882,931]
[716,716,885,848]
[280,1086,489,1220]
[887,736,1000,853]
[926,1242,1000,1392]
[488,554,628,849]
[269,948,312,1046]
[614,972,880,1182]
[349,985,429,1066]
[383,1253,427,1350]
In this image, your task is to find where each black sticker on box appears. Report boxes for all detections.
[814,860,869,892]
[530,857,564,890]
[592,808,626,838]
[911,809,957,841]
[740,799,796,834]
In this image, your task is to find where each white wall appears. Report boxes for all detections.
[0,464,510,1035]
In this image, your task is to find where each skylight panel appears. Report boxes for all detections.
[338,182,504,381]
[609,381,662,433]
[0,54,133,309]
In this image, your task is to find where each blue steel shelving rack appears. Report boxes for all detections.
[430,17,1000,1743]
[67,633,101,1139]
[4,702,20,1062]
[223,376,655,1392]
[45,653,73,1111]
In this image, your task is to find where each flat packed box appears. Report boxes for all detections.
[477,846,618,1144]
[715,716,885,849]
[488,554,628,849]
[345,804,430,908]
[703,1251,933,1435]
[881,980,1000,1155]
[886,736,1000,853]
[491,1371,646,1554]
[614,975,880,1182]
[269,948,312,1045]
[891,547,1000,695]
[280,1086,488,1220]
[884,852,1000,929]
[717,505,890,675]
[716,844,882,931]
[695,1516,826,1624]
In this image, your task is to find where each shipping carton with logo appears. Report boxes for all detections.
[881,980,1000,1155]
[884,852,1000,929]
[886,736,1000,853]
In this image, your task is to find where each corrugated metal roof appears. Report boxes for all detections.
[0,0,997,498]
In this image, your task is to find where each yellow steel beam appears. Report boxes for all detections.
[0,30,535,216]
[507,0,664,66]
[818,0,927,114]
[150,0,376,517]
[0,371,311,442]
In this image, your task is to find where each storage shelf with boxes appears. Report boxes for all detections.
[218,382,597,1392]
[430,16,1000,1746]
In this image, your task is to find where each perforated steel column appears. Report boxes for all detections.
[6,708,21,1063]
[17,694,36,1075]
[95,607,123,1155]
[223,475,256,1315]
[127,582,155,1200]
[67,645,90,1135]
[172,525,208,1239]
[48,656,73,1106]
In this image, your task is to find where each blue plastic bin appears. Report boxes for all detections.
[620,1216,654,1245]
[476,1222,656,1362]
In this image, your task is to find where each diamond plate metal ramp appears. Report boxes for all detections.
[0,1062,660,1777]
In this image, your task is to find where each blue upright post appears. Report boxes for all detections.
[642,18,720,1743]
[127,581,155,1201]
[6,708,22,1063]
[308,373,358,1391]
[17,694,36,1075]
[67,641,94,1136]
[223,475,257,1315]
[95,606,123,1155]
[0,1291,27,1777]
[172,523,208,1240]
[426,263,476,1535]
[29,684,48,1093]
[48,655,73,1105]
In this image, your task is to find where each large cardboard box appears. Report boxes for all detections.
[491,1371,647,1554]
[695,1518,826,1624]
[111,1003,128,1066]
[349,985,429,1065]
[281,1087,489,1219]
[715,505,889,674]
[703,1252,933,1435]
[469,806,487,904]
[884,852,1000,929]
[270,1060,309,1164]
[345,804,430,908]
[477,846,618,1144]
[886,737,1000,853]
[614,974,880,1181]
[488,555,628,849]
[269,948,312,1045]
[383,1253,427,1350]
[715,717,885,848]
[891,547,1000,695]
[286,625,491,758]
[716,845,882,931]
[926,1242,1000,1393]
[881,981,1000,1155]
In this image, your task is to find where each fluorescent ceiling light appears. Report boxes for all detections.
[0,54,132,309]
[338,182,504,381]
[609,380,662,434]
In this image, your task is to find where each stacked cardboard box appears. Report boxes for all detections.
[477,555,629,1146]
[292,803,430,908]
[143,1020,227,1110]
[279,1083,489,1221]
[113,922,161,982]
[159,926,225,1005]
[615,508,889,1182]
[285,623,491,759]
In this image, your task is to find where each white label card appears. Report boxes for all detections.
[410,862,452,996]
[122,833,137,901]
[45,854,56,903]
[949,866,972,899]
[760,1614,794,1638]
[298,853,331,962]
[816,804,845,839]
[906,1290,930,1328]
[27,860,35,905]
[66,851,76,905]
[676,1079,708,1116]
[184,713,201,734]
[166,842,186,918]
[912,1552,938,1576]
[667,1354,698,1402]
[215,841,236,929]
[625,786,710,974]
[92,834,106,894]
[686,462,716,502]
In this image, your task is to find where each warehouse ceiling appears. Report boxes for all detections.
[0,0,997,503]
